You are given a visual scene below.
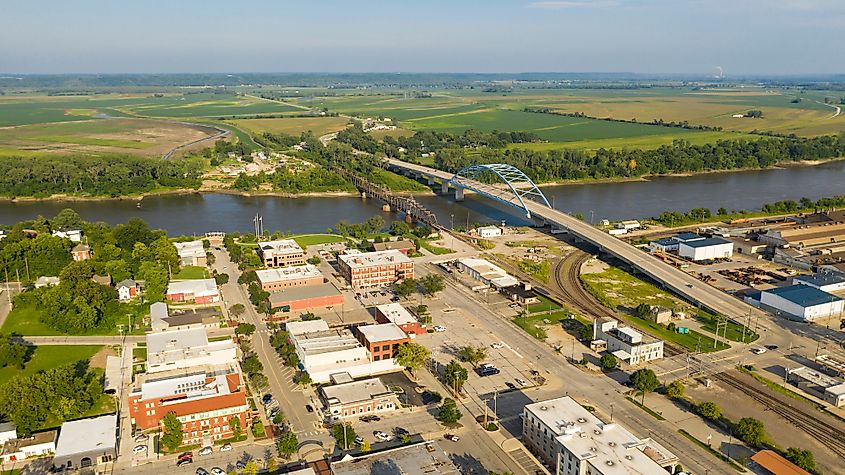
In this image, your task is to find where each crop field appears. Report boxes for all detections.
[0,94,143,127]
[228,116,351,137]
[120,92,302,118]
[0,118,216,157]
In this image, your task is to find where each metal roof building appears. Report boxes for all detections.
[761,284,844,322]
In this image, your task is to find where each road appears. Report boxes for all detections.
[161,122,229,160]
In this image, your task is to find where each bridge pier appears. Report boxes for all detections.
[455,188,464,202]
[441,182,450,195]
[427,177,435,186]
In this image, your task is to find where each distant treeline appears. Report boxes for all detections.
[653,195,845,227]
[0,155,203,197]
[523,107,725,132]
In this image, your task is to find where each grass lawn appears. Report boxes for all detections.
[1,301,148,336]
[581,266,680,311]
[512,310,575,341]
[292,233,347,248]
[697,314,759,343]
[133,346,147,362]
[622,314,729,353]
[419,240,454,255]
[525,295,563,314]
[0,345,102,383]
[172,265,209,280]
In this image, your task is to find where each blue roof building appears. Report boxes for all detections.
[761,284,844,322]
[793,272,845,292]
[673,232,705,243]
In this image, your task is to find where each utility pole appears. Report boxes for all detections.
[24,257,30,282]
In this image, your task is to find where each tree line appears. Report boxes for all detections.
[523,107,725,132]
[653,194,845,226]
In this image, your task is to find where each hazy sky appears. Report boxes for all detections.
[1,0,842,75]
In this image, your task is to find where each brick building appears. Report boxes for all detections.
[166,279,220,304]
[268,283,344,317]
[319,377,399,421]
[337,250,414,289]
[71,243,91,261]
[374,303,425,336]
[128,367,249,444]
[255,265,324,292]
[355,323,409,362]
[257,239,306,268]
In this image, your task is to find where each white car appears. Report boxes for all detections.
[219,443,233,452]
[515,378,528,386]
[373,431,392,442]
[133,445,147,454]
[491,342,505,349]
[751,347,767,355]
[133,434,148,443]
[433,325,447,332]
[211,468,226,475]
[198,446,213,456]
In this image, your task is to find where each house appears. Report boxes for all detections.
[374,303,425,336]
[34,276,59,288]
[500,282,540,305]
[647,306,673,325]
[257,239,306,268]
[52,415,117,473]
[0,429,57,464]
[593,317,664,364]
[255,265,324,292]
[91,274,112,286]
[760,284,843,322]
[71,243,91,261]
[116,279,139,301]
[166,279,220,304]
[370,239,416,255]
[678,237,734,261]
[793,272,845,293]
[146,327,237,373]
[0,423,16,445]
[267,283,344,317]
[475,225,503,239]
[354,323,410,362]
[337,250,414,289]
[174,240,207,267]
[52,229,82,242]
[319,376,399,421]
[151,305,222,332]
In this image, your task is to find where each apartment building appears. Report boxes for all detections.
[337,250,414,288]
[257,239,306,268]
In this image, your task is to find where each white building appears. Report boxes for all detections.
[53,415,117,472]
[0,423,16,445]
[760,284,844,322]
[146,327,236,373]
[166,279,220,304]
[678,237,734,261]
[616,220,641,231]
[476,225,503,239]
[173,240,207,267]
[793,272,845,293]
[0,428,56,464]
[52,229,82,242]
[257,239,306,267]
[319,377,399,421]
[593,318,663,365]
[648,238,679,253]
[34,276,60,288]
[786,366,845,408]
[456,258,519,290]
[523,396,678,475]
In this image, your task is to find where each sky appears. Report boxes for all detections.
[1,0,843,75]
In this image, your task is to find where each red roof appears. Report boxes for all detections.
[751,450,811,475]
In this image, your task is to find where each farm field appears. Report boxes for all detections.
[227,116,351,137]
[119,92,302,118]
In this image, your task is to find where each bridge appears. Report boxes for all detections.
[385,158,761,321]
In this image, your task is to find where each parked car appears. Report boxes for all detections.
[269,408,280,419]
[195,469,209,475]
[305,404,314,413]
[211,468,225,475]
[491,342,505,349]
[505,382,517,390]
[198,446,213,456]
[176,458,193,467]
[515,378,528,386]
[133,434,148,443]
[751,347,766,355]
[477,364,500,377]
[444,433,460,442]
[433,325,447,332]
[394,427,409,437]
[219,444,232,452]
[373,431,392,442]
[354,436,364,445]
[262,394,273,405]
[359,415,380,422]
[236,461,245,470]
[178,452,193,461]
[765,344,779,350]
[133,445,147,454]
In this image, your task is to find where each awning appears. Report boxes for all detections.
[611,350,631,361]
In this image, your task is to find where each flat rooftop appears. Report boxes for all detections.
[258,239,304,255]
[679,236,731,248]
[793,272,845,288]
[137,367,240,401]
[338,250,411,268]
[295,328,364,356]
[356,323,408,343]
[167,278,218,296]
[54,415,117,458]
[321,377,392,405]
[331,441,459,475]
[174,240,205,257]
[764,284,842,307]
[789,366,842,388]
[673,232,704,242]
[268,283,341,303]
[375,303,416,326]
[256,265,322,283]
[457,258,519,288]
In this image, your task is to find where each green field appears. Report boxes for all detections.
[172,265,209,280]
[1,301,148,336]
[121,93,301,118]
[291,233,348,248]
[0,345,103,383]
[228,116,351,137]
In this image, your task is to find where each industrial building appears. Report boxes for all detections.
[355,323,410,362]
[793,272,845,292]
[786,366,845,407]
[166,279,220,304]
[370,239,416,254]
[52,415,117,473]
[337,250,414,288]
[678,237,734,261]
[146,327,237,373]
[522,396,678,475]
[475,225,503,238]
[256,264,325,291]
[648,237,679,253]
[174,240,207,267]
[257,239,306,268]
[331,442,460,474]
[760,284,844,322]
[374,303,425,336]
[319,376,399,421]
[268,283,344,316]
[456,258,519,290]
[593,318,664,365]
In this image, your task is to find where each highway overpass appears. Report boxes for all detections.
[385,158,762,322]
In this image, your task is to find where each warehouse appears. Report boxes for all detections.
[678,237,734,261]
[760,284,844,322]
[268,283,344,316]
[793,272,845,293]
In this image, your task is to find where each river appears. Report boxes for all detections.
[3,160,845,235]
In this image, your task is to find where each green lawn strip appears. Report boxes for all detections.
[172,265,209,280]
[419,240,454,255]
[0,345,102,383]
[625,396,666,420]
[526,294,562,314]
[696,314,758,343]
[209,336,232,342]
[292,233,347,248]
[677,429,746,472]
[621,314,729,353]
[132,346,147,362]
[512,310,575,341]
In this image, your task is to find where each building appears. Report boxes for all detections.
[337,250,414,289]
[370,239,416,255]
[174,240,207,267]
[760,284,844,322]
[673,232,705,243]
[501,282,541,305]
[52,415,117,472]
[116,279,139,301]
[166,279,220,304]
[71,243,91,261]
[793,272,845,292]
[255,265,324,292]
[678,237,734,261]
[456,258,519,290]
[257,239,306,268]
[268,283,344,316]
[649,237,679,253]
[0,423,16,445]
[646,306,672,325]
[374,303,425,336]
[355,323,410,362]
[749,450,811,475]
[319,377,399,421]
[129,367,249,444]
[616,220,641,231]
[34,276,59,288]
[146,327,237,373]
[0,430,56,464]
[476,225,503,238]
[523,397,678,475]
[92,274,112,286]
[331,441,460,475]
[151,305,221,332]
[786,366,845,407]
[593,318,664,365]
[52,229,82,242]
[760,221,845,249]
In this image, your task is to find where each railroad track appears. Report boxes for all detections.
[714,371,845,458]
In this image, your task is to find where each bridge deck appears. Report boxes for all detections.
[386,158,761,321]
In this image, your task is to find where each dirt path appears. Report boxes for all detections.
[815,100,842,119]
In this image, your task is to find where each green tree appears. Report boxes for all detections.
[229,303,246,318]
[734,417,765,446]
[457,345,487,369]
[161,412,184,451]
[277,430,298,459]
[332,423,357,451]
[437,398,463,423]
[307,255,321,265]
[419,273,445,296]
[241,355,263,375]
[629,368,660,405]
[0,334,30,369]
[229,416,242,439]
[600,353,618,371]
[51,208,83,230]
[390,220,410,236]
[241,460,259,475]
[137,261,167,303]
[665,380,685,399]
[214,272,229,285]
[392,278,417,299]
[443,360,468,395]
[694,401,722,421]
[236,322,256,336]
[396,343,430,377]
[785,447,816,472]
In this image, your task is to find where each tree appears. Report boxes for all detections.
[51,208,83,230]
[629,368,659,405]
[390,220,410,236]
[241,356,263,375]
[332,423,356,451]
[443,360,468,395]
[0,334,31,369]
[665,380,685,399]
[396,343,430,377]
[229,303,246,318]
[599,353,618,371]
[734,417,765,446]
[437,398,463,423]
[457,345,487,369]
[214,272,229,285]
[785,447,816,472]
[241,460,259,475]
[137,261,167,303]
[236,322,256,337]
[294,371,312,386]
[307,255,321,265]
[392,278,417,299]
[419,273,445,296]
[229,416,242,439]
[161,412,184,451]
[694,401,722,421]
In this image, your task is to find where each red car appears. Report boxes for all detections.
[178,452,193,461]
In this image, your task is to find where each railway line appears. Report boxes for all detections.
[713,371,845,458]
